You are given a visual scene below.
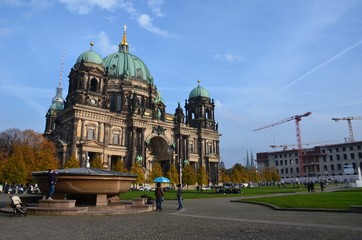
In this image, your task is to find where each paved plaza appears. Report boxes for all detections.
[0,193,361,240]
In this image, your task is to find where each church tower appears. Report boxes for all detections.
[66,42,108,109]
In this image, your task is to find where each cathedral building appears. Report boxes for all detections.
[44,27,221,184]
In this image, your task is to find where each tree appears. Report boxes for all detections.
[166,164,179,185]
[130,162,145,186]
[149,162,163,181]
[0,129,59,184]
[182,164,196,188]
[113,160,127,173]
[64,155,80,168]
[2,147,27,184]
[270,167,281,182]
[197,166,208,186]
[219,167,231,184]
[90,156,103,168]
[0,128,21,157]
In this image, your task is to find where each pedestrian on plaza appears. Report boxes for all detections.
[47,169,58,200]
[155,182,164,211]
[176,183,183,210]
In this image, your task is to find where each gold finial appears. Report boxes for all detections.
[120,24,128,52]
[90,41,94,50]
[197,79,201,86]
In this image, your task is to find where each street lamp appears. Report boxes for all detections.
[168,146,174,186]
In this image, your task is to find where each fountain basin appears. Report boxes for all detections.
[32,168,137,205]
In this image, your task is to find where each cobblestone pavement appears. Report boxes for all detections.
[0,193,361,240]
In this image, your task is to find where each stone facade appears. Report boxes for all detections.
[44,28,221,184]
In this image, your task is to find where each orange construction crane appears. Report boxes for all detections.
[331,116,362,142]
[254,112,312,176]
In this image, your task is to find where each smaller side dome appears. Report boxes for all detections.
[76,50,103,65]
[189,80,210,99]
[48,101,64,111]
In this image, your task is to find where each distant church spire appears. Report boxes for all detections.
[246,150,250,167]
[52,49,65,105]
[119,24,129,52]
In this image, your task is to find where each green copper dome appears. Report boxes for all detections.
[103,51,153,82]
[189,82,210,99]
[76,49,103,65]
[103,27,153,83]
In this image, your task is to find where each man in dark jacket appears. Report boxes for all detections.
[47,169,58,200]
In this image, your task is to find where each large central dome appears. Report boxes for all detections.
[103,27,153,83]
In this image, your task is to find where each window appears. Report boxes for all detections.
[358,152,362,159]
[90,78,98,92]
[329,155,333,161]
[275,161,278,166]
[343,154,347,160]
[323,156,326,162]
[280,160,283,166]
[342,147,346,151]
[328,149,332,153]
[189,144,194,153]
[357,145,361,150]
[110,95,116,111]
[289,159,293,165]
[116,95,122,112]
[335,148,339,152]
[87,127,95,140]
[295,159,299,165]
[337,164,342,170]
[285,168,288,174]
[284,160,288,165]
[281,169,284,174]
[351,153,355,160]
[336,154,340,161]
[290,168,293,174]
[350,146,354,151]
[113,133,120,144]
[331,165,335,171]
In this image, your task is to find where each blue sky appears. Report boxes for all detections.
[1,0,362,168]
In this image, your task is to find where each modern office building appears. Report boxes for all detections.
[256,141,362,181]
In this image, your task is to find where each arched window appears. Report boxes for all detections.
[90,78,98,92]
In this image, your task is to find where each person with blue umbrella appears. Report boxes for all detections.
[155,182,164,211]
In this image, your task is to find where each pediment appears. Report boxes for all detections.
[82,140,104,147]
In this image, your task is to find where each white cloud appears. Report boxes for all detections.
[96,31,118,55]
[137,14,174,37]
[0,0,52,9]
[147,0,165,17]
[214,54,242,62]
[59,0,121,15]
[58,0,174,37]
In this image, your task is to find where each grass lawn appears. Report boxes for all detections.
[120,186,362,210]
[120,185,306,201]
[238,188,362,210]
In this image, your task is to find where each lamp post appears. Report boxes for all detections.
[179,160,183,186]
[168,147,174,187]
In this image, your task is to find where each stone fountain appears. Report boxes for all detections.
[32,168,137,206]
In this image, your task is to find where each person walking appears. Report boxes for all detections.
[176,183,183,210]
[155,182,164,211]
[47,169,58,200]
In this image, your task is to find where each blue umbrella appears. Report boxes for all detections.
[154,176,171,183]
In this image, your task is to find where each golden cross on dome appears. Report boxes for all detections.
[123,24,127,33]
